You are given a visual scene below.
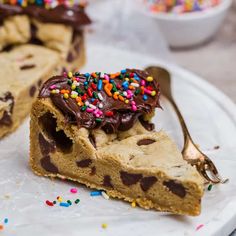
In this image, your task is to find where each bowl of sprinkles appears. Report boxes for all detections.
[139,0,232,47]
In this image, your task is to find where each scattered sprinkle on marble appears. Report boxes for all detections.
[101,223,108,229]
[60,202,70,207]
[45,189,81,208]
[196,224,204,231]
[131,201,136,208]
[70,188,78,194]
[208,184,213,191]
[101,191,109,200]
[0,218,9,231]
[90,191,102,196]
[46,200,54,206]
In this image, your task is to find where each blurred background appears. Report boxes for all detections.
[86,0,236,102]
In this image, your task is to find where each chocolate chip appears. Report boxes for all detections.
[40,155,59,173]
[163,180,186,198]
[76,159,92,168]
[0,111,12,126]
[74,42,80,52]
[0,92,14,112]
[62,67,67,73]
[0,92,14,127]
[103,175,113,188]
[20,64,36,70]
[67,52,74,62]
[2,44,13,52]
[140,176,157,192]
[25,54,33,59]
[137,139,156,146]
[30,23,38,39]
[38,133,56,156]
[90,166,96,175]
[88,133,96,148]
[120,171,142,186]
[39,112,73,153]
[38,79,42,87]
[29,85,36,97]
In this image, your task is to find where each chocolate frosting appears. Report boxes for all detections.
[0,4,91,29]
[39,69,161,134]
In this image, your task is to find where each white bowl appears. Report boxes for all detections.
[139,0,232,48]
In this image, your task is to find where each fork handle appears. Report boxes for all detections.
[168,98,194,148]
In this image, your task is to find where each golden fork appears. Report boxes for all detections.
[146,66,227,184]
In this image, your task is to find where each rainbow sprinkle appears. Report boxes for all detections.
[90,191,102,196]
[0,218,9,231]
[101,191,110,200]
[207,184,213,191]
[101,223,108,229]
[196,224,204,231]
[143,0,221,14]
[44,188,112,209]
[131,201,136,208]
[1,0,87,9]
[45,190,81,208]
[70,188,78,194]
[50,69,158,124]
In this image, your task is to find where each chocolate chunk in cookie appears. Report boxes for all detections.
[77,159,92,168]
[137,139,156,146]
[120,171,142,186]
[40,155,59,173]
[163,180,186,198]
[140,176,157,192]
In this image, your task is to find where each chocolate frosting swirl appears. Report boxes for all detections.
[0,4,91,29]
[39,69,161,134]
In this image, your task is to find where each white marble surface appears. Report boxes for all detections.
[1,45,236,236]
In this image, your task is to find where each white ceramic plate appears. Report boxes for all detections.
[0,45,236,236]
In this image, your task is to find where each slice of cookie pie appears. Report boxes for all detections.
[30,69,204,216]
[0,44,60,138]
[0,1,91,71]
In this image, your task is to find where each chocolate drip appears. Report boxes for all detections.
[39,69,160,133]
[0,4,91,29]
[139,116,155,131]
